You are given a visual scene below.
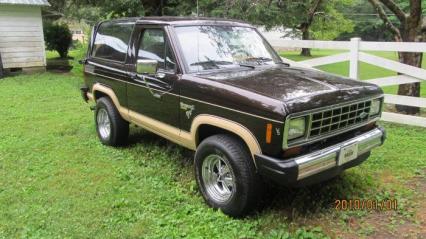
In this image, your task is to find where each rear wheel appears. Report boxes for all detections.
[194,134,263,217]
[95,97,129,146]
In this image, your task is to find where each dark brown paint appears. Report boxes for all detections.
[83,17,384,158]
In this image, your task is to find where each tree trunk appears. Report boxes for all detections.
[298,0,323,57]
[300,25,311,56]
[395,27,422,115]
[59,50,68,59]
[159,0,164,16]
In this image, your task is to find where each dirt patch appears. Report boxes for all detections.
[47,58,73,73]
[334,172,426,239]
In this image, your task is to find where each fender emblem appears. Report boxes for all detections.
[180,102,195,119]
[359,111,368,119]
[276,128,281,136]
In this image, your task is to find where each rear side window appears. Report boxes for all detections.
[92,21,134,62]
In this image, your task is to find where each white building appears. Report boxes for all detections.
[257,26,301,50]
[71,29,85,43]
[0,0,50,72]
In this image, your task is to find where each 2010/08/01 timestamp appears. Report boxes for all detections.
[335,199,397,211]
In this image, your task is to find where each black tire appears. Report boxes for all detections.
[194,134,263,217]
[95,97,129,146]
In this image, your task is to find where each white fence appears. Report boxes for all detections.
[269,38,426,127]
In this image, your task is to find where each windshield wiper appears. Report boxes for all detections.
[239,57,273,68]
[239,63,256,69]
[243,57,273,64]
[190,60,234,68]
[191,60,257,70]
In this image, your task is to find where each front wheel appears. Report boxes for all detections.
[194,134,263,217]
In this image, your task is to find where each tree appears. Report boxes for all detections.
[298,0,323,56]
[289,0,355,56]
[336,0,394,41]
[47,0,195,23]
[44,22,73,58]
[368,0,424,114]
[197,0,354,56]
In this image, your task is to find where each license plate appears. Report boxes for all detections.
[338,143,359,166]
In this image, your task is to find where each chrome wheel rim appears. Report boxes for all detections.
[201,154,235,203]
[97,108,111,140]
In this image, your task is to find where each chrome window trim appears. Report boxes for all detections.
[282,95,384,149]
[87,61,129,74]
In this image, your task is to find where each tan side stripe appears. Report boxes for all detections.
[129,109,196,150]
[90,83,262,159]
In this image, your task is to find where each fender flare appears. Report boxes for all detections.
[190,114,262,158]
[91,83,130,120]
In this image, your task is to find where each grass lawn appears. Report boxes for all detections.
[0,49,425,238]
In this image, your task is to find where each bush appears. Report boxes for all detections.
[44,22,73,59]
[71,40,83,50]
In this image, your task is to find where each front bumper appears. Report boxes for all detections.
[255,127,386,186]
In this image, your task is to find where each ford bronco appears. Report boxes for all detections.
[81,17,386,217]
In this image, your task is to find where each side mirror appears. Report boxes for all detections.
[136,59,158,75]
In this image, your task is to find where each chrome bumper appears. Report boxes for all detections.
[255,127,385,186]
[295,128,384,180]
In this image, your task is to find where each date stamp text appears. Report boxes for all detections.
[335,199,397,211]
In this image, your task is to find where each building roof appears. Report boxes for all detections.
[0,0,50,6]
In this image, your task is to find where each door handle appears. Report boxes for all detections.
[156,72,166,79]
[128,72,137,79]
[130,73,171,100]
[140,75,168,100]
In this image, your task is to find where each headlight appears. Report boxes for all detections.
[370,99,381,116]
[288,117,306,140]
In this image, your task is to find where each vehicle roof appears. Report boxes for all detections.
[104,16,253,27]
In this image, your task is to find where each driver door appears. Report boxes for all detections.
[127,25,180,128]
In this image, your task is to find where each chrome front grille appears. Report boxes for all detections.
[283,97,383,150]
[309,100,372,138]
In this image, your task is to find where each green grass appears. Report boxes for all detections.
[0,49,425,238]
[280,50,426,98]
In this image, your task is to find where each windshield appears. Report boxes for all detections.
[174,26,281,72]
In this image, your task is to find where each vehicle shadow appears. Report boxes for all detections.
[126,127,374,219]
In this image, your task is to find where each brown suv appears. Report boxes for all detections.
[81,17,386,217]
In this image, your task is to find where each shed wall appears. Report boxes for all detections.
[0,5,46,69]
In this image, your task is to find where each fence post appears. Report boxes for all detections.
[349,38,360,80]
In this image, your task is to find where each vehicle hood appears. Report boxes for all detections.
[196,65,383,113]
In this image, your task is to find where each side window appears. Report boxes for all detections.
[137,28,176,71]
[92,21,134,62]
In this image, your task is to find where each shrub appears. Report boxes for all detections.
[44,22,73,59]
[71,40,83,50]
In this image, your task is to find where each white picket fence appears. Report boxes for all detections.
[269,37,426,127]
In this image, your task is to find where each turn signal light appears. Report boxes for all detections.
[266,123,272,144]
